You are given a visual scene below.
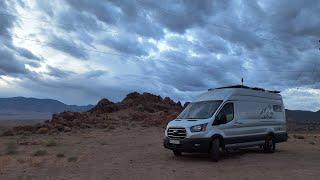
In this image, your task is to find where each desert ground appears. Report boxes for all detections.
[0,124,320,180]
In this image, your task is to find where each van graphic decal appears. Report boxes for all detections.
[259,105,274,119]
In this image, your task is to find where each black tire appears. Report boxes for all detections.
[263,135,276,153]
[210,138,220,162]
[173,150,182,156]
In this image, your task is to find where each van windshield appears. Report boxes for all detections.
[178,100,223,119]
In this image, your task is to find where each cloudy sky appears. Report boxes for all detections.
[0,0,319,111]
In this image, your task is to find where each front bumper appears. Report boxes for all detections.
[163,137,211,153]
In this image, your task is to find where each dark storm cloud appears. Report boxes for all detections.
[0,0,43,76]
[101,31,156,56]
[0,47,27,75]
[0,1,16,38]
[55,8,101,33]
[65,0,120,25]
[15,47,42,60]
[62,0,165,39]
[46,66,75,78]
[85,70,107,79]
[139,0,223,33]
[1,0,320,110]
[48,34,88,59]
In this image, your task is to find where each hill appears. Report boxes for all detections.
[0,97,93,121]
[0,97,93,113]
[286,109,320,123]
[286,109,320,132]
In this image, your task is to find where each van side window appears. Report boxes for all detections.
[215,103,234,125]
[273,105,282,112]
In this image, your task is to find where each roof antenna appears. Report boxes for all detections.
[241,78,244,86]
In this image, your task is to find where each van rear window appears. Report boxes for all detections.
[273,105,282,112]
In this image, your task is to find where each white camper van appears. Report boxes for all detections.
[164,85,288,161]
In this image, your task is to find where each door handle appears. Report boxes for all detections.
[234,122,243,126]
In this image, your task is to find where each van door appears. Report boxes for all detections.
[226,101,266,146]
[214,101,265,146]
[213,102,238,141]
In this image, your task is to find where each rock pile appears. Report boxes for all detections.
[2,92,183,136]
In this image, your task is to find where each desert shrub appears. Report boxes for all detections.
[56,153,65,158]
[17,158,26,164]
[33,150,47,156]
[67,156,78,162]
[45,139,57,147]
[4,142,18,155]
[99,141,108,146]
[309,141,316,145]
[30,159,42,167]
[121,121,129,126]
[293,134,305,139]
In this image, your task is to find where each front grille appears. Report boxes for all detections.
[167,127,186,139]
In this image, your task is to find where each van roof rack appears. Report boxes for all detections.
[208,85,280,93]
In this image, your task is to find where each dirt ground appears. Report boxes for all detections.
[0,126,320,180]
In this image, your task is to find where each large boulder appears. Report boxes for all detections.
[120,92,182,113]
[88,98,119,114]
[37,127,49,134]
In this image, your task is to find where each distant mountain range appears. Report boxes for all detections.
[0,97,319,122]
[286,109,320,123]
[0,97,94,120]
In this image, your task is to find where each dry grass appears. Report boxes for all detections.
[308,141,316,145]
[99,140,108,146]
[0,127,320,179]
[33,150,47,156]
[44,139,57,147]
[17,158,26,164]
[56,153,65,158]
[293,134,305,139]
[30,159,42,167]
[67,156,78,162]
[4,141,18,155]
[108,126,115,130]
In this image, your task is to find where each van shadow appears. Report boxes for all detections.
[177,147,279,162]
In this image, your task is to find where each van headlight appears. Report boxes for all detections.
[190,123,208,132]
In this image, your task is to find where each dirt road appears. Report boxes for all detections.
[0,126,320,180]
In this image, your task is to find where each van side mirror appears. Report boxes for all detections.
[213,114,227,125]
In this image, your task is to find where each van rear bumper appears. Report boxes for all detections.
[163,137,211,153]
[275,132,288,143]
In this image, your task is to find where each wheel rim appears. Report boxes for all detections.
[268,139,272,149]
[266,138,274,151]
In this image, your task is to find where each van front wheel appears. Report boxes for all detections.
[210,138,220,162]
[263,135,275,153]
[173,150,182,156]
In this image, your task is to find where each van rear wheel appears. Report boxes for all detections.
[210,138,220,162]
[263,135,275,153]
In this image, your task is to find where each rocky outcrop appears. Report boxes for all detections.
[88,98,119,114]
[1,92,183,136]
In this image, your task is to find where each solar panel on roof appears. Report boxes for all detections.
[208,84,280,93]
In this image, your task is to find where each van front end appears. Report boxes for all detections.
[163,100,222,156]
[163,120,213,153]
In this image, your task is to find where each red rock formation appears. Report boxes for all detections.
[2,92,183,136]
